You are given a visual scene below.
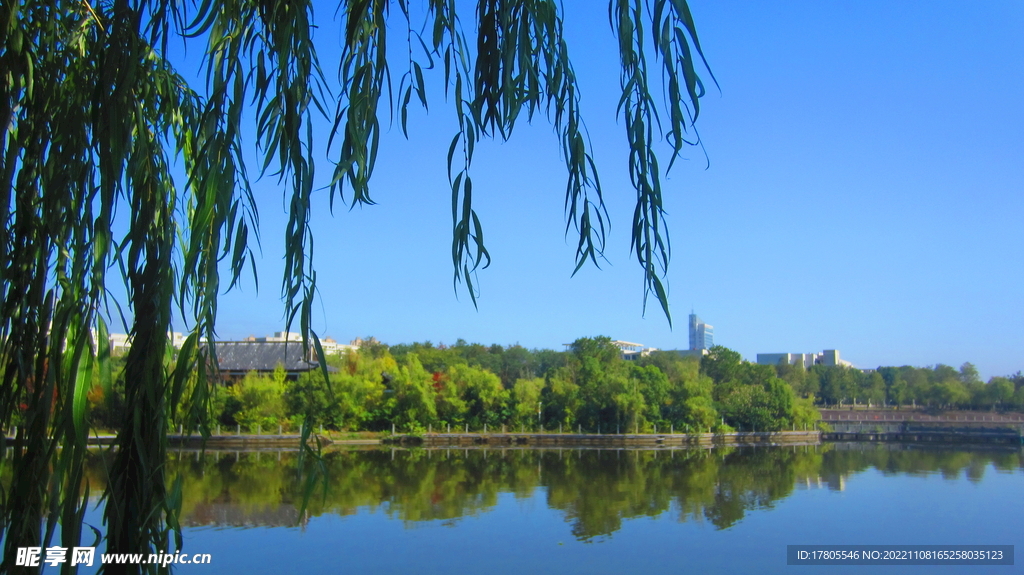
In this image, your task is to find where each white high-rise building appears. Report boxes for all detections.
[688,312,714,351]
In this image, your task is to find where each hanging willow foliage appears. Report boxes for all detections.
[0,0,712,572]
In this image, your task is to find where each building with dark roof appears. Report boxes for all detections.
[215,341,326,381]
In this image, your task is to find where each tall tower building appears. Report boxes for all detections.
[688,312,714,350]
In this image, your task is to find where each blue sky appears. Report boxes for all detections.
[198,1,1023,378]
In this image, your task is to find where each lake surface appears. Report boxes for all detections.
[81,443,1022,574]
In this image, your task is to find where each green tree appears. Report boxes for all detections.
[889,375,909,407]
[791,396,821,430]
[446,363,507,428]
[801,366,821,398]
[958,362,982,386]
[631,363,670,428]
[285,370,342,429]
[639,349,692,381]
[643,352,718,430]
[614,371,648,432]
[566,337,631,431]
[389,354,438,431]
[717,375,794,432]
[859,371,886,406]
[534,348,569,378]
[877,366,907,406]
[986,377,1015,409]
[931,364,960,385]
[935,379,970,408]
[390,341,467,375]
[1012,386,1024,410]
[543,370,581,430]
[228,369,289,431]
[813,365,858,405]
[286,351,390,430]
[355,336,390,360]
[682,395,719,432]
[901,366,930,406]
[775,360,809,396]
[510,377,545,429]
[495,345,535,389]
[432,369,468,427]
[701,346,743,385]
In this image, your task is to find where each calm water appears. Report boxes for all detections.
[79,443,1022,574]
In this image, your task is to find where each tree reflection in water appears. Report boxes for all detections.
[74,445,1022,541]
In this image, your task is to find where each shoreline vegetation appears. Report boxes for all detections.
[62,337,1024,441]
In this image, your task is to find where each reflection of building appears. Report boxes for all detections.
[183,502,308,528]
[798,474,846,492]
[756,350,852,368]
[688,313,713,351]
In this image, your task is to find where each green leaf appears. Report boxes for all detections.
[310,330,332,392]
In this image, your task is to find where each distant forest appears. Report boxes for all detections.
[86,338,1024,434]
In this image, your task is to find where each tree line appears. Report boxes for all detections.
[83,337,819,434]
[773,359,1024,410]
[80,338,1023,438]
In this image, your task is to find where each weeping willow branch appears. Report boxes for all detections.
[612,0,715,327]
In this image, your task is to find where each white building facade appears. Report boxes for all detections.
[756,349,852,368]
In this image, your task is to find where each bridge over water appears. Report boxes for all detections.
[819,409,1024,444]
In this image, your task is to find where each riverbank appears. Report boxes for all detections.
[4,433,358,448]
[11,408,1024,449]
[386,430,822,447]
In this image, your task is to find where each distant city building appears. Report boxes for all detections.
[249,331,304,343]
[168,331,186,350]
[672,349,708,360]
[96,330,186,356]
[348,336,380,350]
[609,340,658,361]
[563,340,658,361]
[109,332,131,355]
[688,312,714,351]
[756,353,815,369]
[243,332,358,357]
[756,349,852,368]
[97,328,362,365]
[818,349,847,367]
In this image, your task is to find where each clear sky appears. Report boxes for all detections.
[194,1,1023,378]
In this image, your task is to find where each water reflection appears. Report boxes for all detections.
[79,444,1022,540]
